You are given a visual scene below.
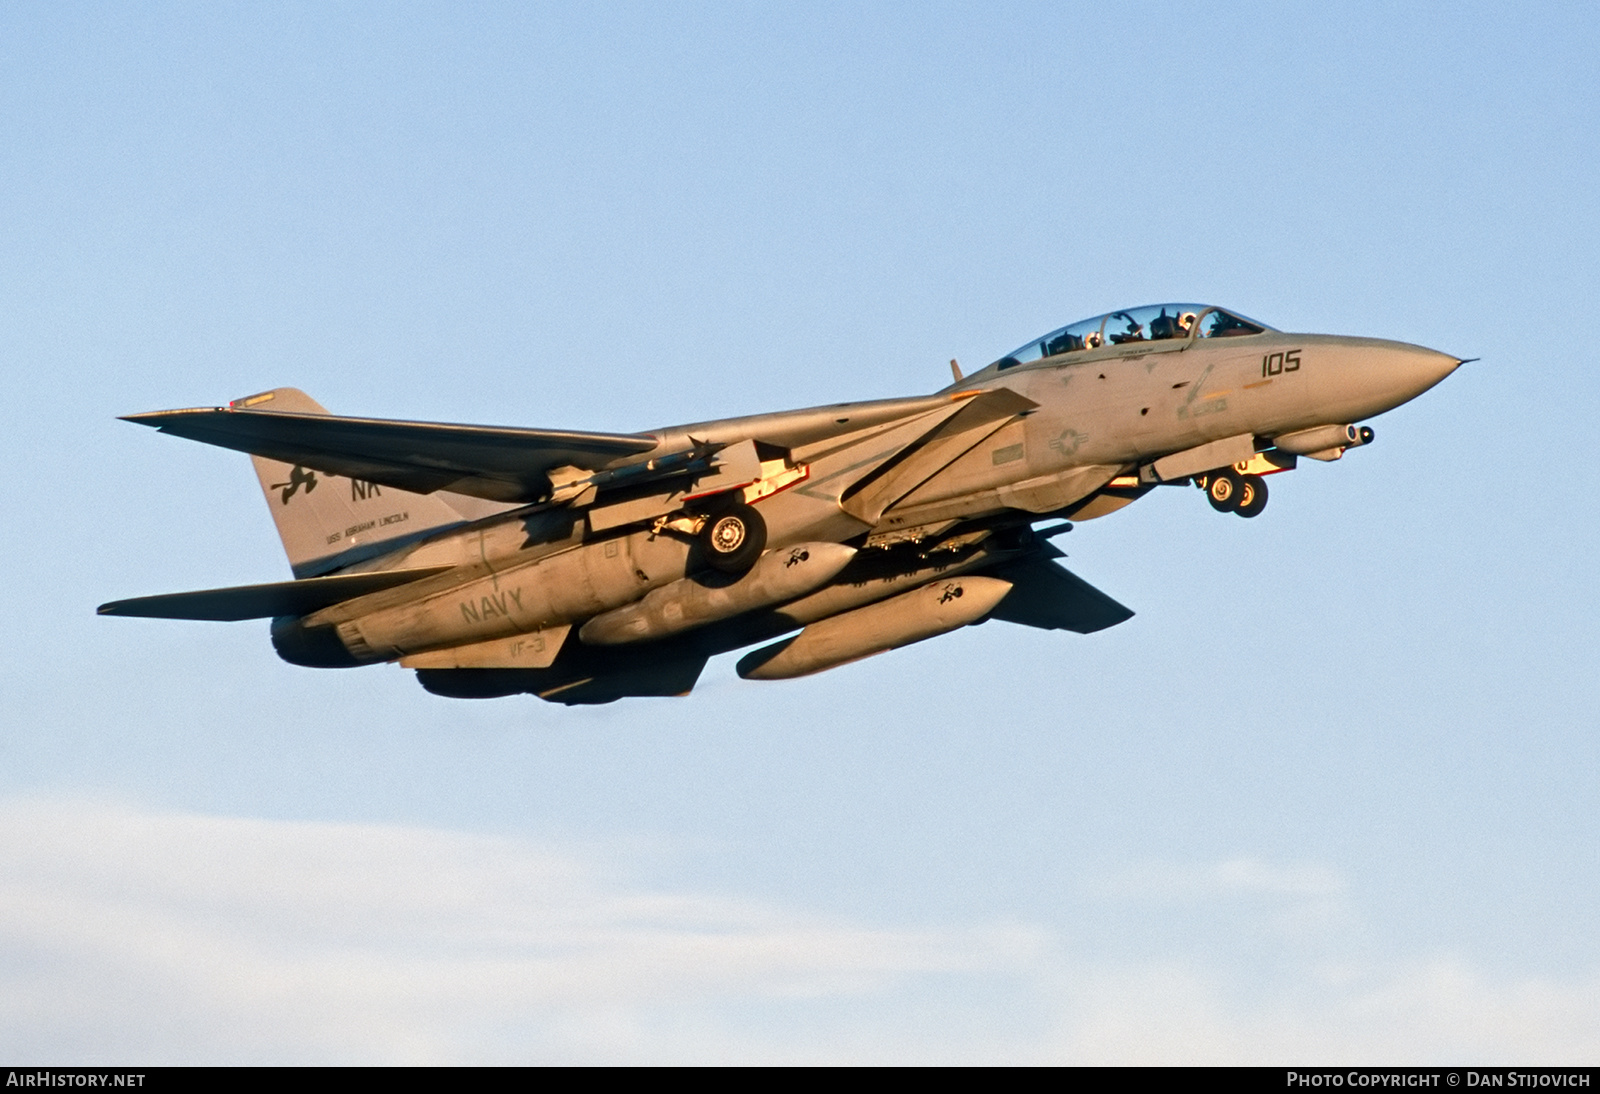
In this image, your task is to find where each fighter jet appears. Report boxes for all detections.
[99,304,1462,704]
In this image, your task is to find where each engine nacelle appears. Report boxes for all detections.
[579,542,856,646]
[305,526,696,663]
[270,615,364,668]
[735,575,1012,681]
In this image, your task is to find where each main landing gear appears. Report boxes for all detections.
[1199,469,1268,518]
[701,501,767,573]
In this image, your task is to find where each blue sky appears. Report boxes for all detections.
[2,1,1597,1063]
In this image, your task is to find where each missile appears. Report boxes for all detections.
[736,574,1012,681]
[1272,423,1374,458]
[579,542,857,646]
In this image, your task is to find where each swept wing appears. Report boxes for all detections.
[122,390,1013,506]
[122,405,659,503]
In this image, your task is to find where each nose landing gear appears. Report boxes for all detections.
[1198,469,1268,518]
[1235,474,1268,518]
[1205,469,1244,511]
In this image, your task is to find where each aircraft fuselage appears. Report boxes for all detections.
[102,304,1463,703]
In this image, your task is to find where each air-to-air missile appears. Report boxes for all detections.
[100,303,1463,704]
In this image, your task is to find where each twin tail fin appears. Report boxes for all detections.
[235,388,471,577]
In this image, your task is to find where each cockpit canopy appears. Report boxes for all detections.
[992,304,1272,370]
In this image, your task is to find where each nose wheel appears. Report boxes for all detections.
[1205,469,1243,511]
[1235,474,1267,517]
[1199,471,1268,517]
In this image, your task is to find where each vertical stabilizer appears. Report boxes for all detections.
[237,388,470,577]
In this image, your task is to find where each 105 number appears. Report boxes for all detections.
[1262,349,1302,377]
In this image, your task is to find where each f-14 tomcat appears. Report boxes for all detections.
[101,304,1462,704]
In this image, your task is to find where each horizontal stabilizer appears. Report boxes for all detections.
[98,567,452,621]
[986,559,1134,634]
[123,405,661,503]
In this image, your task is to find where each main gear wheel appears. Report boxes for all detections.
[701,503,767,574]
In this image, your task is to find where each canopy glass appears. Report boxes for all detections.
[993,305,1272,370]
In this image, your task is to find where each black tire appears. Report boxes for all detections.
[1206,469,1244,512]
[702,503,766,574]
[1235,474,1268,518]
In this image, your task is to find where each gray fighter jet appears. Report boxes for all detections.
[100,304,1462,704]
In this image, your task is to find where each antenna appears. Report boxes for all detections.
[949,358,963,382]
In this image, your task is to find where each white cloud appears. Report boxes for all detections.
[1087,855,1358,941]
[0,797,1596,1064]
[1033,958,1600,1065]
[0,796,1046,1064]
[1092,857,1347,901]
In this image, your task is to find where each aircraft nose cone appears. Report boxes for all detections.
[1419,347,1464,384]
[1386,343,1463,404]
